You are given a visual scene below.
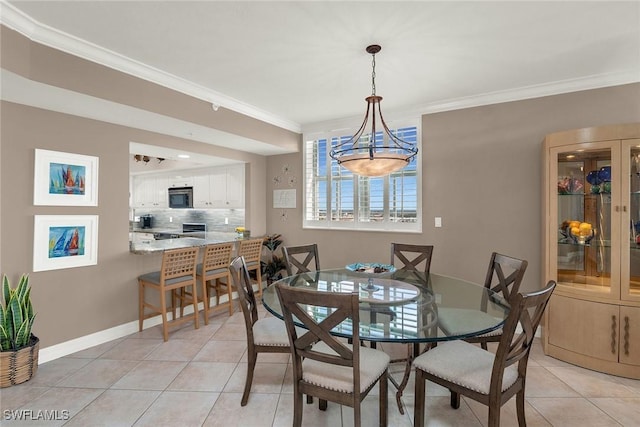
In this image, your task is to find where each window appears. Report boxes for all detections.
[303,123,421,232]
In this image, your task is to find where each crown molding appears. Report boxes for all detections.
[0,1,302,134]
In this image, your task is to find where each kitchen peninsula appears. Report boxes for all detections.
[129,231,248,254]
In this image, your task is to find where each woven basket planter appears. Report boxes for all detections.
[0,335,39,388]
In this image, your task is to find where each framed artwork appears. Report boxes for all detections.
[34,149,99,206]
[273,189,296,209]
[33,215,99,272]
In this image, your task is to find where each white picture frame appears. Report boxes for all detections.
[34,149,99,206]
[33,215,99,272]
[273,189,296,208]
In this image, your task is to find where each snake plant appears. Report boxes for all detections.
[0,274,36,351]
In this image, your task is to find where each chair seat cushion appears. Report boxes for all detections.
[138,271,193,286]
[196,264,229,278]
[253,316,291,346]
[413,340,518,394]
[436,307,503,337]
[302,341,390,393]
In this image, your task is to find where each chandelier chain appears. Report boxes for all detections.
[371,52,376,96]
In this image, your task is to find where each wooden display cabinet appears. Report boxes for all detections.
[542,123,640,379]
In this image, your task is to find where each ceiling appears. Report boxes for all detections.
[2,1,639,157]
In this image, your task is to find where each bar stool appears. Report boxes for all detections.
[138,246,200,341]
[238,238,264,297]
[198,242,235,321]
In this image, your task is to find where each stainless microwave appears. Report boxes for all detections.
[168,187,193,208]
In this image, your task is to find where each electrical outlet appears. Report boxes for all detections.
[435,217,442,227]
[225,217,229,224]
[169,217,173,223]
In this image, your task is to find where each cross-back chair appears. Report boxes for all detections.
[282,243,320,276]
[386,243,435,413]
[138,246,200,341]
[413,280,556,427]
[464,252,528,349]
[238,238,264,297]
[275,283,390,427]
[229,256,292,406]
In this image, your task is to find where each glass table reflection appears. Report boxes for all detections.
[262,268,510,345]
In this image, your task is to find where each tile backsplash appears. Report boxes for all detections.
[131,208,244,232]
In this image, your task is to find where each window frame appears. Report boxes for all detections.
[302,119,422,233]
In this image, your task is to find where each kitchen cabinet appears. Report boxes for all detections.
[132,175,168,208]
[193,164,245,208]
[168,176,193,188]
[542,123,640,379]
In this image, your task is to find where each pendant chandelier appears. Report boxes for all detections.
[329,44,418,177]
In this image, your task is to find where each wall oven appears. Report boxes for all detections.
[168,187,193,209]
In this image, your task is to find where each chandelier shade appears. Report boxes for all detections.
[329,45,418,177]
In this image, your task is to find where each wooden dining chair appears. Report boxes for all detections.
[462,252,528,350]
[413,281,556,427]
[198,242,235,320]
[386,242,435,413]
[138,246,200,341]
[229,256,292,406]
[275,283,390,427]
[238,238,265,297]
[282,243,320,276]
[390,243,434,274]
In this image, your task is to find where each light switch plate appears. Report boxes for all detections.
[435,217,442,227]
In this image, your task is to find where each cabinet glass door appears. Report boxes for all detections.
[553,144,616,297]
[623,139,640,301]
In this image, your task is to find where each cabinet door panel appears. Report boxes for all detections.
[548,295,619,362]
[619,306,640,366]
[193,175,211,208]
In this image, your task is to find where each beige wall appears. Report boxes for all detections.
[2,24,639,354]
[266,84,640,295]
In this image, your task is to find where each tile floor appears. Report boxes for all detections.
[2,304,639,426]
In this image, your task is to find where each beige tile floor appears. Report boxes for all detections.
[2,304,639,426]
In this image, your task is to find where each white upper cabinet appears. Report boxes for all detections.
[133,164,244,209]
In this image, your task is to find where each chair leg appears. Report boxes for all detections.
[225,277,234,316]
[319,399,327,410]
[293,386,303,427]
[201,278,210,325]
[191,284,200,330]
[379,370,388,427]
[516,388,526,426]
[354,400,361,427]
[159,289,169,342]
[241,348,257,406]
[138,281,144,332]
[414,369,426,427]
[481,342,488,351]
[488,404,501,427]
[450,390,460,409]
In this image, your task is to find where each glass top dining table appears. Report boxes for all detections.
[261,268,511,345]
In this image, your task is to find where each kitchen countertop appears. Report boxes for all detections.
[129,231,251,254]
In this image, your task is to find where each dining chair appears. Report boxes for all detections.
[275,283,390,427]
[282,243,320,276]
[413,280,556,427]
[386,242,435,413]
[229,256,292,406]
[138,246,200,341]
[390,243,434,274]
[197,242,235,320]
[238,238,265,297]
[439,252,528,350]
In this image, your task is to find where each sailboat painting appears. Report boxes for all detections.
[34,215,98,272]
[34,149,98,206]
[48,226,85,258]
[49,162,86,195]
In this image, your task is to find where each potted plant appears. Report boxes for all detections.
[261,234,287,285]
[0,274,39,387]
